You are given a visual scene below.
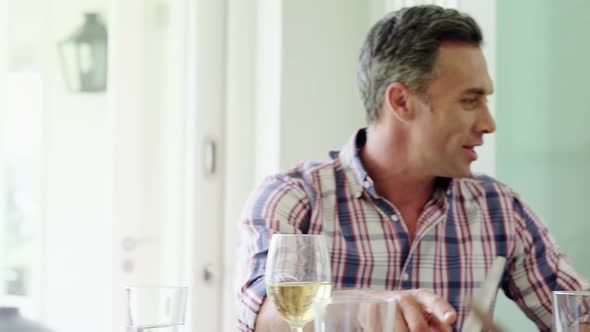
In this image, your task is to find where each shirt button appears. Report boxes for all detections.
[390,214,399,222]
[402,272,410,280]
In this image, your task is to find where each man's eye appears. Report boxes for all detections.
[461,98,479,108]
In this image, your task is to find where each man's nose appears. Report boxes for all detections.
[476,105,496,134]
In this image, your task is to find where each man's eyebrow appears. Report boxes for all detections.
[462,88,494,95]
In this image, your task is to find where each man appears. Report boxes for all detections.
[238,5,589,332]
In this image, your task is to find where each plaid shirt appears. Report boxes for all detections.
[238,129,589,331]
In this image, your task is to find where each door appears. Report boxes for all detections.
[109,0,226,331]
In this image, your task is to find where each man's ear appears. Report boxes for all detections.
[384,82,415,122]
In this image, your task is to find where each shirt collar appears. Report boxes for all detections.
[335,128,452,206]
[332,128,371,198]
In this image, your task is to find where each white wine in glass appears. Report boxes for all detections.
[266,234,332,332]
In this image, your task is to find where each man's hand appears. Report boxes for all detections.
[331,288,456,332]
[255,288,457,331]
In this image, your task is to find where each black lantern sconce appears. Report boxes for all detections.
[59,13,108,93]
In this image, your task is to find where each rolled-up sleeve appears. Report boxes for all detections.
[502,193,590,331]
[237,175,311,331]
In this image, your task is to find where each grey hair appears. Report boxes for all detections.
[357,5,483,124]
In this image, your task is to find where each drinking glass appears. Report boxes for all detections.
[313,296,396,332]
[265,234,332,332]
[126,286,188,332]
[553,290,590,332]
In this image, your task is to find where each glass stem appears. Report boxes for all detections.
[291,328,303,332]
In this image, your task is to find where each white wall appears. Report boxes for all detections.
[41,1,111,331]
[458,0,497,176]
[279,0,368,168]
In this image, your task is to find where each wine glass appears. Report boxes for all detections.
[553,290,590,332]
[265,234,332,332]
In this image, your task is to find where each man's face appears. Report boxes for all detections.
[409,42,496,178]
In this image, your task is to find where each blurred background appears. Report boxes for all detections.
[0,0,587,331]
